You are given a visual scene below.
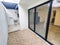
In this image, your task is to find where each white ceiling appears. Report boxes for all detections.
[19,0,60,8]
[19,0,48,8]
[53,0,60,7]
[20,0,40,6]
[20,0,40,4]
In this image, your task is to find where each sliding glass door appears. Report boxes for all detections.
[36,3,50,38]
[28,0,53,44]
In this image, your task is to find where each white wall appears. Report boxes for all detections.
[7,9,18,20]
[0,2,8,45]
[6,9,18,25]
[19,4,28,30]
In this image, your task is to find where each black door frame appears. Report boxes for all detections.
[28,0,53,45]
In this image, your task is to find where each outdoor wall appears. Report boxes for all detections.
[6,9,18,25]
[0,2,8,45]
[18,4,28,30]
[54,7,60,26]
[7,9,18,20]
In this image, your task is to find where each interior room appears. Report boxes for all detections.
[48,7,60,45]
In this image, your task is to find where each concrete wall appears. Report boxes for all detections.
[0,2,8,45]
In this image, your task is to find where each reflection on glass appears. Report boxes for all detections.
[30,9,34,30]
[36,3,50,38]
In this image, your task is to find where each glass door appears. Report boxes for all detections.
[35,3,50,38]
[28,0,53,44]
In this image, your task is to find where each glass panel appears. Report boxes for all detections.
[36,3,50,38]
[30,9,34,30]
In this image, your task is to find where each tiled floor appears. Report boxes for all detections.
[8,30,49,45]
[48,24,60,45]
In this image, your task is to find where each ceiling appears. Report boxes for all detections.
[20,0,40,6]
[20,0,39,4]
[19,0,60,8]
